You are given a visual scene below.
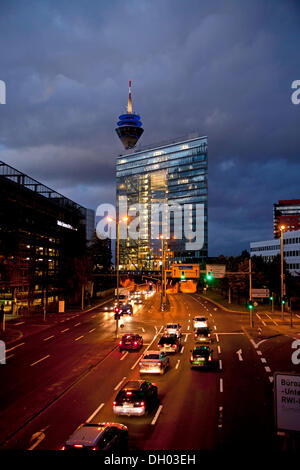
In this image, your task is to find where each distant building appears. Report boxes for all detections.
[250,230,300,275]
[273,199,300,238]
[0,161,93,307]
[116,134,208,270]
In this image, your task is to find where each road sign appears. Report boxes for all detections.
[274,372,300,432]
[172,264,200,279]
[205,265,226,279]
[251,288,270,298]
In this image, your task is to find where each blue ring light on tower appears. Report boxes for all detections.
[115,81,144,150]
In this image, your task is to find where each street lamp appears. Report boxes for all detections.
[280,225,286,319]
[159,235,169,310]
[107,215,128,336]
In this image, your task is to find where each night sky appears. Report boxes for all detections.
[0,0,299,256]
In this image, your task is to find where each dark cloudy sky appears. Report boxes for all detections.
[0,0,299,255]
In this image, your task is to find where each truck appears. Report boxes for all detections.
[114,287,130,304]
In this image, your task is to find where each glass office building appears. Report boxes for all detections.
[116,135,208,270]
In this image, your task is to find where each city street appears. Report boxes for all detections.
[1,292,298,451]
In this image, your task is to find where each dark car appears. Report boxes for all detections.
[120,303,133,315]
[190,345,213,368]
[119,334,143,352]
[158,334,181,353]
[194,327,212,343]
[62,423,128,451]
[113,380,158,416]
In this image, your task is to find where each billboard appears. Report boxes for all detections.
[206,264,226,279]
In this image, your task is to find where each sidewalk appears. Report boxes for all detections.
[198,292,300,339]
[0,296,113,345]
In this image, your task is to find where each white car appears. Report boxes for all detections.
[164,323,182,338]
[193,316,208,328]
[139,350,170,375]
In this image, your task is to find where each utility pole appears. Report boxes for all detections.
[43,287,46,322]
[249,258,252,303]
[280,225,285,320]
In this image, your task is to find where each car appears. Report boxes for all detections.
[113,380,158,416]
[194,327,212,343]
[119,334,143,351]
[139,350,170,375]
[158,334,181,353]
[164,323,182,337]
[120,303,133,315]
[189,345,213,368]
[134,298,143,305]
[62,423,128,451]
[193,316,208,328]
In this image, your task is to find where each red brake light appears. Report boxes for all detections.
[113,401,116,406]
[172,344,176,348]
[190,355,193,361]
[140,402,145,407]
[126,391,132,396]
[134,341,137,345]
[158,344,162,348]
[119,341,122,345]
[208,356,212,361]
[61,446,66,450]
[74,444,83,448]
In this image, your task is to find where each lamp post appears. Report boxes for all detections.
[159,235,169,310]
[107,215,128,336]
[280,225,286,320]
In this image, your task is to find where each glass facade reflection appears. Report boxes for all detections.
[116,135,208,270]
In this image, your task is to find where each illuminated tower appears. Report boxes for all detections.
[115,80,144,149]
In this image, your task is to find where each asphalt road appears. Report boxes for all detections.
[0,291,299,451]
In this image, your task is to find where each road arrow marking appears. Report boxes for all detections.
[236,349,243,361]
[28,426,49,450]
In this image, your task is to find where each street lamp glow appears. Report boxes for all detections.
[280,225,286,230]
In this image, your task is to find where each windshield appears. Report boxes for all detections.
[193,348,209,357]
[143,354,160,360]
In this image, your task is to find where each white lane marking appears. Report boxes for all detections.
[74,323,81,327]
[181,346,185,354]
[214,325,217,330]
[217,346,221,354]
[175,360,180,369]
[188,319,190,323]
[91,315,96,318]
[236,349,243,361]
[86,403,105,423]
[265,366,271,373]
[256,313,266,326]
[74,335,84,342]
[184,334,188,343]
[120,351,128,361]
[43,335,55,342]
[261,358,267,363]
[6,354,14,360]
[269,376,274,383]
[296,314,300,320]
[142,328,145,332]
[215,334,219,343]
[257,350,262,355]
[114,376,127,391]
[151,405,163,425]
[14,321,25,325]
[218,406,223,428]
[219,359,222,370]
[30,355,50,367]
[88,328,96,333]
[187,325,190,331]
[264,313,278,326]
[6,342,25,353]
[220,378,223,393]
[61,328,69,333]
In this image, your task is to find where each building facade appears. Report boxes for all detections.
[273,199,300,238]
[250,229,300,275]
[116,135,208,270]
[0,161,94,309]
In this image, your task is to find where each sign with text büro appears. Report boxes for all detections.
[251,288,270,298]
[274,372,300,432]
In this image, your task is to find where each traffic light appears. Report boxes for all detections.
[181,272,185,280]
[269,296,273,301]
[282,296,288,305]
[248,300,254,310]
[206,272,213,281]
[114,306,121,320]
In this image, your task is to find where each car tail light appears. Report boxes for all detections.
[119,341,122,345]
[139,362,143,366]
[158,344,162,348]
[92,447,97,450]
[190,355,193,361]
[61,446,66,450]
[140,402,145,407]
[172,344,176,348]
[134,341,137,345]
[113,401,116,406]
[126,391,132,396]
[208,356,212,361]
[155,362,161,366]
[74,444,83,448]
[208,334,211,337]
